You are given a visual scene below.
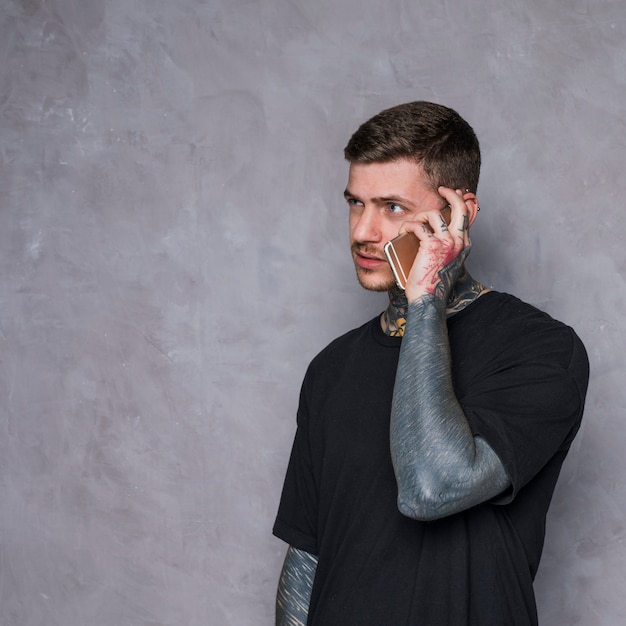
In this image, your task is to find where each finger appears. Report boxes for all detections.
[398,207,452,240]
[437,187,473,243]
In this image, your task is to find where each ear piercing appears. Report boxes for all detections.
[464,188,480,210]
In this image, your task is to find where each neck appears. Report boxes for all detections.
[380,268,489,337]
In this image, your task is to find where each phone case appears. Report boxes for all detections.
[384,206,451,290]
[384,233,420,290]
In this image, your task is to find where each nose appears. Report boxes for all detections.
[351,206,382,244]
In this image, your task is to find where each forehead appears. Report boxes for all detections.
[346,159,433,199]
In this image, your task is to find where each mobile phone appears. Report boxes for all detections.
[384,206,452,290]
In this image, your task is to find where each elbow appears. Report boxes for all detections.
[394,462,467,521]
[396,484,449,522]
[397,497,436,522]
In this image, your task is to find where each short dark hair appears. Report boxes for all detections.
[344,101,481,193]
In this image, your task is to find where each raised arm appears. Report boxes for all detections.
[276,546,318,626]
[389,188,510,521]
[391,292,510,521]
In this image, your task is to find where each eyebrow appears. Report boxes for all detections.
[343,188,416,207]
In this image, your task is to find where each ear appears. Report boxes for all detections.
[463,192,479,227]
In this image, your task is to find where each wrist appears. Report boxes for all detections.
[406,293,447,326]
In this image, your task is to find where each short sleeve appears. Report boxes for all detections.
[273,379,320,555]
[463,324,589,501]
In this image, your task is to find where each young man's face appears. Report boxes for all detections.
[344,159,447,292]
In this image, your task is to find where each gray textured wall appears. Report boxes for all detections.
[1,0,624,624]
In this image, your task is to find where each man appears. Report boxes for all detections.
[273,101,589,625]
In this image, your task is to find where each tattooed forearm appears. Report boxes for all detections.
[276,547,318,626]
[389,295,510,521]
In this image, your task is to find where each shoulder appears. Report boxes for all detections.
[300,314,403,393]
[462,291,577,335]
[462,291,556,325]
[311,317,379,365]
[455,291,589,380]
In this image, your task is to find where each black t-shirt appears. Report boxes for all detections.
[273,292,589,625]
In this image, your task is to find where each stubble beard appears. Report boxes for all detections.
[351,243,395,292]
[354,266,396,292]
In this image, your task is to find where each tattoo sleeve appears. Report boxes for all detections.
[390,295,511,521]
[276,546,318,626]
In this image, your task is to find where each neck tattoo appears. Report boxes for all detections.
[382,289,409,337]
[381,270,489,337]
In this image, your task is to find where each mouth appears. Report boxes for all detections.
[354,249,388,270]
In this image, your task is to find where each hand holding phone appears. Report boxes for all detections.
[384,206,452,290]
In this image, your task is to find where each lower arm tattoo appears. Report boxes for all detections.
[276,547,318,626]
[390,296,509,520]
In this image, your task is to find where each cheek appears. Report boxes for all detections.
[348,214,360,238]
[380,223,400,243]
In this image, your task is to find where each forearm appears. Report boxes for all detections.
[390,295,509,521]
[276,546,318,626]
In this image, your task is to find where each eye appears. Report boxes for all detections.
[387,203,405,214]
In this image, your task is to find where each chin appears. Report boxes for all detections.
[356,270,395,292]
